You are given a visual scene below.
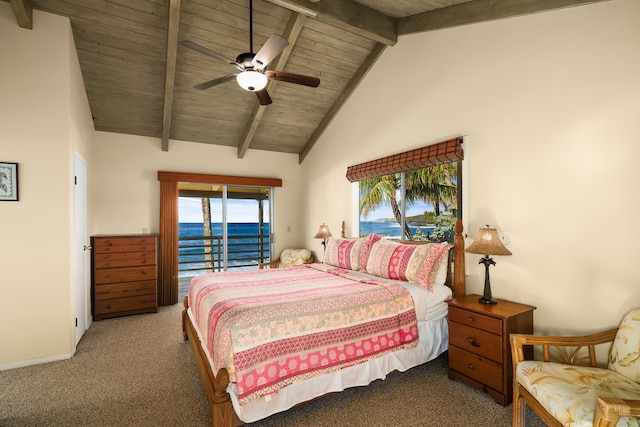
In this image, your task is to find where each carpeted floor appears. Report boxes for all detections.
[0,304,546,426]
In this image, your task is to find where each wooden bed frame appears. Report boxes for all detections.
[181,219,466,427]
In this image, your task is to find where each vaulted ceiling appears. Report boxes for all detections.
[6,0,605,162]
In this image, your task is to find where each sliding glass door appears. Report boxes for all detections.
[177,184,273,300]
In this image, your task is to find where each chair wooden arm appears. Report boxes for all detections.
[258,258,281,269]
[594,397,640,426]
[510,328,619,368]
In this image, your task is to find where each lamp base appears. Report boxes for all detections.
[478,296,497,304]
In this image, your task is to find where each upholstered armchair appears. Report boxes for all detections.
[510,308,640,427]
[258,248,314,269]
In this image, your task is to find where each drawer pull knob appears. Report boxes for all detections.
[468,363,475,369]
[467,338,480,347]
[468,316,475,322]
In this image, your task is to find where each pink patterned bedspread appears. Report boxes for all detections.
[188,263,418,405]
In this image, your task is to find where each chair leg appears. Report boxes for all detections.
[512,383,525,427]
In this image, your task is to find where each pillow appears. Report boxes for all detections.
[324,236,361,271]
[324,233,382,271]
[365,239,451,290]
[279,248,314,267]
[358,233,382,271]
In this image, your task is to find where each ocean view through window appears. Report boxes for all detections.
[359,163,458,243]
[178,184,273,300]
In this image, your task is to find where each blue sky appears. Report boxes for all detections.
[179,197,268,223]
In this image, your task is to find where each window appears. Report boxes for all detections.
[347,137,464,242]
[358,164,458,242]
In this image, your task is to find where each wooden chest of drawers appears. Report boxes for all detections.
[447,294,535,405]
[91,234,158,321]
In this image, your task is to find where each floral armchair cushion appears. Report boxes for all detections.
[516,361,640,426]
[515,308,640,427]
[279,248,314,267]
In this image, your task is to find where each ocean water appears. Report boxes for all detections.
[359,221,435,238]
[179,222,270,275]
[178,221,436,276]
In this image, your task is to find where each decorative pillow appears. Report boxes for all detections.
[324,233,382,271]
[365,239,451,290]
[324,236,362,271]
[358,233,382,272]
[608,308,640,382]
[279,248,314,267]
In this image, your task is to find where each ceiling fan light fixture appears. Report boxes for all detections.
[236,71,268,92]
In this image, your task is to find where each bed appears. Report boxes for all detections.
[182,221,466,426]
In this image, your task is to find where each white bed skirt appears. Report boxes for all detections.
[228,316,449,423]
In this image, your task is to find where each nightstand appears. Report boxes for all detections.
[446,294,535,405]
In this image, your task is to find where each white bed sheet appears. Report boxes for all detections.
[341,269,452,322]
[186,269,452,424]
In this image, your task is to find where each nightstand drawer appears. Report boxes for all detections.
[448,306,502,335]
[449,346,503,392]
[449,322,502,363]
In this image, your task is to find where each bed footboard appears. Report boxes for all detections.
[183,297,242,427]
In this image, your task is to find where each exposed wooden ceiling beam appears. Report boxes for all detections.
[237,12,307,158]
[9,0,33,29]
[265,0,396,46]
[397,0,612,35]
[299,42,387,164]
[161,0,181,152]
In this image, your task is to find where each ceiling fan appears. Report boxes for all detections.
[180,0,320,106]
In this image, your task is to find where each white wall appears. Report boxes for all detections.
[0,1,303,369]
[92,132,303,252]
[0,5,94,367]
[301,0,640,335]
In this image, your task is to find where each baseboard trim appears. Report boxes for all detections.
[0,349,76,371]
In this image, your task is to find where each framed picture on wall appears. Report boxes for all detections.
[0,162,19,201]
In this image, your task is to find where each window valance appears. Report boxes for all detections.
[345,137,464,182]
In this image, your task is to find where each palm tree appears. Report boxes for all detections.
[359,175,413,239]
[359,164,458,240]
[201,198,213,270]
[406,164,457,216]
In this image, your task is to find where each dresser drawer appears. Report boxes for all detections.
[448,306,502,335]
[94,280,156,300]
[93,235,157,250]
[95,295,157,315]
[94,266,156,284]
[449,346,503,392]
[94,251,156,268]
[449,322,502,363]
[94,242,156,254]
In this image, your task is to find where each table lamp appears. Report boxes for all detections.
[313,223,332,261]
[465,225,512,304]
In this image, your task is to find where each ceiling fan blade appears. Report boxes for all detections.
[181,40,242,70]
[266,71,320,88]
[255,89,272,106]
[194,74,238,90]
[252,34,289,70]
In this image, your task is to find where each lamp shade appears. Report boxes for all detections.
[236,71,268,92]
[313,223,332,240]
[465,226,512,256]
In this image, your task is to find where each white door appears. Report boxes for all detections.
[73,153,88,346]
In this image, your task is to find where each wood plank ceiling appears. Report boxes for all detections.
[6,0,608,163]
